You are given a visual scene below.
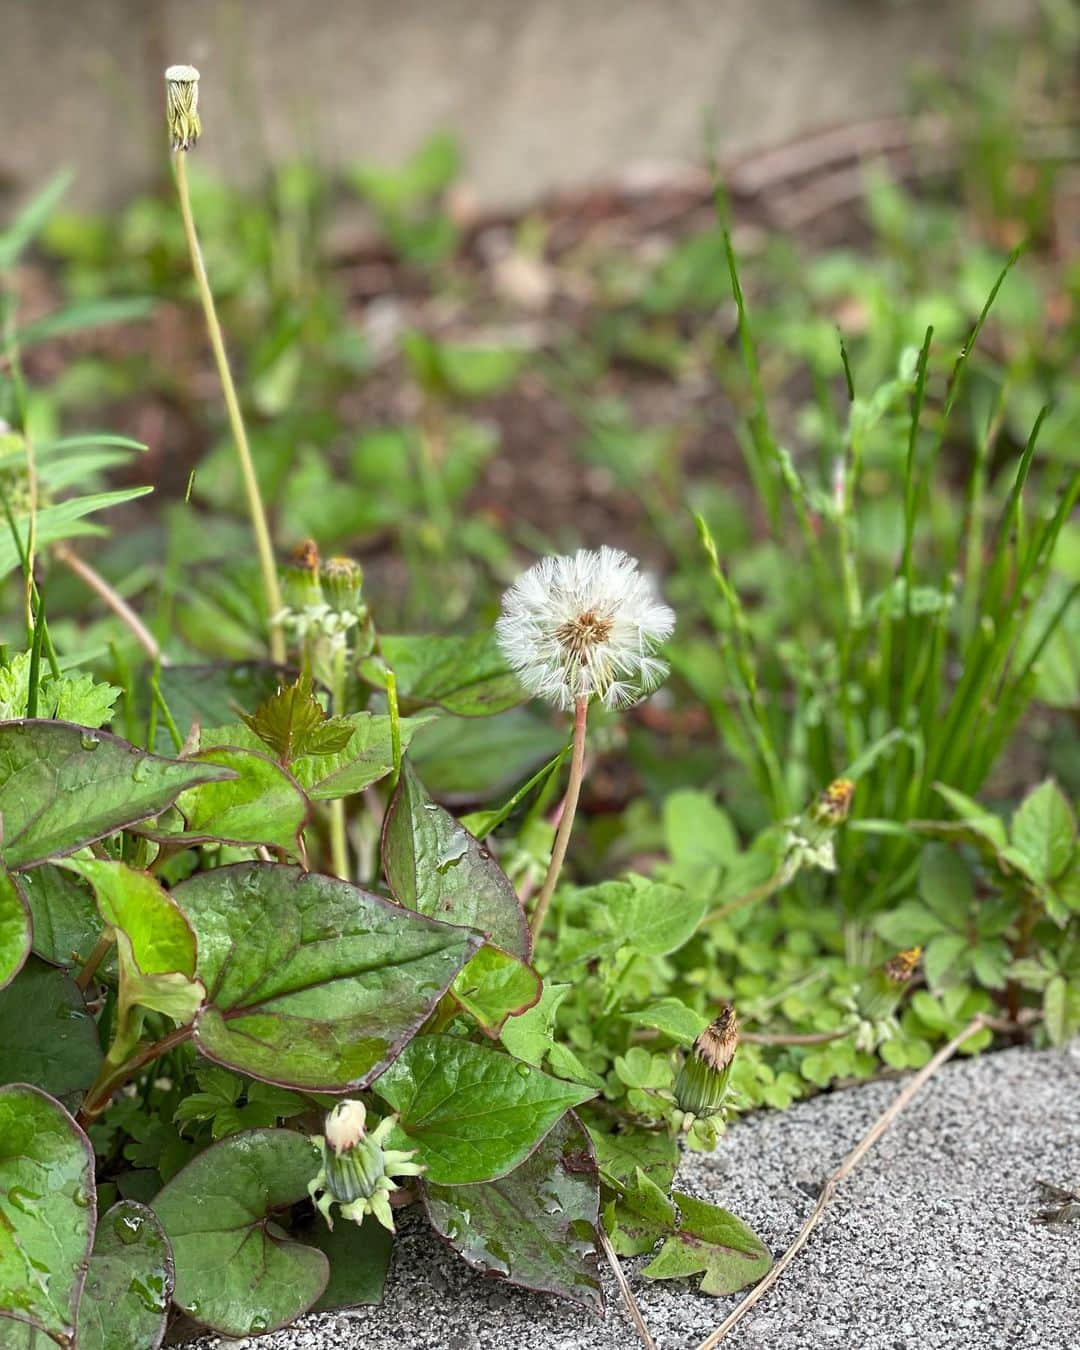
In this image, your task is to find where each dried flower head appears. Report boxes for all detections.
[812,777,855,827]
[165,65,201,151]
[495,546,674,711]
[673,1002,739,1121]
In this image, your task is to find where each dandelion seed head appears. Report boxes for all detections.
[496,546,675,710]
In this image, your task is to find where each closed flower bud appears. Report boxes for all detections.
[812,777,855,827]
[165,65,201,151]
[857,947,921,1022]
[322,556,365,616]
[281,539,324,611]
[674,1003,739,1120]
[309,1104,424,1234]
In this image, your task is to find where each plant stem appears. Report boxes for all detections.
[173,150,284,664]
[329,641,349,880]
[54,543,163,662]
[386,668,402,791]
[74,932,116,993]
[76,1023,194,1127]
[530,694,589,943]
[598,1224,658,1350]
[694,1012,989,1349]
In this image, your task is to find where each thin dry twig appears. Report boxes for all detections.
[54,543,163,664]
[598,1224,658,1350]
[695,1012,990,1350]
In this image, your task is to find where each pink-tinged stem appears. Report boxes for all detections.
[530,694,589,942]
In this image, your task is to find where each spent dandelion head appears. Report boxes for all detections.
[165,64,201,151]
[496,546,674,711]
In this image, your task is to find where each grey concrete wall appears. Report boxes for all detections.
[2,0,1034,210]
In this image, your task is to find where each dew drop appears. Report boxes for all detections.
[515,1062,531,1078]
[8,1186,42,1214]
[80,733,101,751]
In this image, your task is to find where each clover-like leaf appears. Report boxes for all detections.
[0,721,233,870]
[172,862,480,1090]
[423,1112,602,1310]
[641,1192,771,1295]
[373,1035,593,1184]
[383,760,530,959]
[0,1084,96,1344]
[76,1201,174,1350]
[153,1128,328,1336]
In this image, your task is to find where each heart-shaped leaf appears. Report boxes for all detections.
[0,866,30,990]
[303,1220,393,1312]
[452,945,542,1037]
[76,1201,174,1350]
[19,864,102,968]
[383,761,529,959]
[153,1128,328,1336]
[0,1084,95,1344]
[0,957,103,1096]
[0,721,233,870]
[641,1192,771,1295]
[363,632,522,716]
[423,1111,603,1310]
[373,1035,593,1184]
[172,862,480,1090]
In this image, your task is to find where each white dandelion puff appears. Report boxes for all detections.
[496,546,675,710]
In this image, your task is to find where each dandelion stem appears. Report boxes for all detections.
[172,150,284,664]
[531,694,589,942]
[329,641,349,880]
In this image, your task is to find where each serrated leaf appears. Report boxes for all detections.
[239,676,353,765]
[76,1201,174,1350]
[641,1192,771,1295]
[374,1036,593,1184]
[150,662,291,754]
[423,1112,602,1310]
[0,721,233,870]
[153,1129,328,1336]
[0,957,103,1096]
[588,1125,679,1193]
[383,760,530,959]
[0,867,30,990]
[0,652,119,728]
[362,632,522,716]
[0,1084,95,1344]
[577,876,706,958]
[1011,780,1076,884]
[173,862,479,1090]
[606,1166,678,1257]
[451,945,542,1036]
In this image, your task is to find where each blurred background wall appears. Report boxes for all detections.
[3,0,1036,209]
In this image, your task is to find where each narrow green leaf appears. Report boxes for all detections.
[374,1036,593,1184]
[641,1191,771,1295]
[0,957,103,1096]
[76,1201,174,1350]
[423,1112,602,1311]
[0,1083,95,1345]
[173,862,480,1091]
[0,170,73,270]
[153,1129,328,1336]
[0,721,233,870]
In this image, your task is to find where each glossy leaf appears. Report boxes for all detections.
[0,721,232,870]
[0,957,103,1096]
[153,1129,328,1336]
[76,1201,174,1350]
[423,1112,602,1310]
[0,867,30,990]
[304,1220,393,1312]
[499,982,571,1067]
[19,865,102,968]
[0,1084,95,1344]
[604,1165,678,1257]
[173,745,309,851]
[374,1035,593,1184]
[150,662,291,754]
[641,1192,772,1295]
[452,946,542,1036]
[173,862,480,1090]
[383,761,529,959]
[364,632,522,716]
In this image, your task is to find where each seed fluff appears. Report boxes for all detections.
[496,546,675,710]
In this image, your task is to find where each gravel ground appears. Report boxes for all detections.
[187,1040,1080,1350]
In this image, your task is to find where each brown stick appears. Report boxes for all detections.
[695,1013,989,1350]
[54,544,163,663]
[598,1224,658,1350]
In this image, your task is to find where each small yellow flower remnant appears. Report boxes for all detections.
[812,777,855,827]
[673,1002,739,1126]
[308,1100,423,1233]
[852,947,922,1050]
[165,65,201,151]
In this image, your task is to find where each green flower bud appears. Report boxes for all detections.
[856,947,921,1022]
[674,1003,739,1120]
[308,1099,424,1234]
[165,65,201,151]
[281,539,324,611]
[322,556,365,616]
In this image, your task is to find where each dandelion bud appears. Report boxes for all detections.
[281,539,324,611]
[308,1103,424,1233]
[322,556,365,616]
[165,65,201,151]
[812,777,855,827]
[857,947,921,1022]
[673,1003,738,1121]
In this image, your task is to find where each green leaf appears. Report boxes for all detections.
[932,784,1009,853]
[64,860,204,1025]
[588,1125,679,1193]
[364,632,522,716]
[150,663,290,754]
[383,761,530,959]
[173,745,309,851]
[304,1220,393,1312]
[499,982,570,1067]
[410,709,565,803]
[918,846,972,927]
[0,721,233,870]
[19,865,103,968]
[0,489,154,580]
[0,957,103,1096]
[605,1166,677,1257]
[0,170,73,269]
[620,998,709,1045]
[662,789,738,891]
[923,933,971,990]
[641,1192,772,1296]
[0,652,120,729]
[174,862,480,1090]
[1043,974,1080,1046]
[153,1129,328,1336]
[451,946,543,1036]
[0,1084,95,1344]
[1010,780,1076,884]
[76,1201,174,1350]
[423,1112,602,1311]
[583,876,706,958]
[873,899,947,948]
[239,676,353,764]
[374,1036,593,1184]
[0,867,30,990]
